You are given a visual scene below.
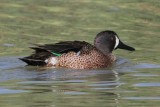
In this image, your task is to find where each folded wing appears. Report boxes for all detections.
[19,41,91,66]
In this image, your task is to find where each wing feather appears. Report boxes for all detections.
[20,41,92,66]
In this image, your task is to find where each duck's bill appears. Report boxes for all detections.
[117,41,135,51]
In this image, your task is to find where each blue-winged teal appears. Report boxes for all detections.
[20,30,135,69]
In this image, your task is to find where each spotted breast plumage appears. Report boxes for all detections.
[19,30,135,69]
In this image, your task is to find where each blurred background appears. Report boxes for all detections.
[0,0,160,107]
[0,0,159,64]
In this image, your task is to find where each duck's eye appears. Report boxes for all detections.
[110,37,114,41]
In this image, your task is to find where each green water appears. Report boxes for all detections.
[0,0,160,107]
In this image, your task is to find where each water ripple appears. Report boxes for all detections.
[133,83,160,87]
[0,88,28,94]
[123,97,160,100]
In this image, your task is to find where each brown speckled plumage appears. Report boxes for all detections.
[20,30,135,69]
[55,48,116,69]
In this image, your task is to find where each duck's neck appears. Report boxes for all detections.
[96,47,112,56]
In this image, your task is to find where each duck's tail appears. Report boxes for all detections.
[19,57,47,66]
[19,46,60,66]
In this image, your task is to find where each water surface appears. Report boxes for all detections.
[0,56,160,107]
[0,0,160,107]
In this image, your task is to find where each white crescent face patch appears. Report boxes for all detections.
[114,35,120,49]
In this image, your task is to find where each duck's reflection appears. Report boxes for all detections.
[19,67,122,107]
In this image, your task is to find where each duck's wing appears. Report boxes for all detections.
[19,41,92,66]
[35,41,90,54]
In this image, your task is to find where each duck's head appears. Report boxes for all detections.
[94,30,135,55]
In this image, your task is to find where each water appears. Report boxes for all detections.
[0,0,160,107]
[0,57,159,107]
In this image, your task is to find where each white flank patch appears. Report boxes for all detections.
[45,59,48,63]
[114,35,120,49]
[45,57,57,65]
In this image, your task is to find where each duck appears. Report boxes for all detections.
[19,30,135,69]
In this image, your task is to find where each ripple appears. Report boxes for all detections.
[63,80,87,83]
[64,91,88,95]
[132,73,159,77]
[132,63,160,69]
[89,82,125,87]
[133,83,160,87]
[0,88,28,94]
[123,97,160,100]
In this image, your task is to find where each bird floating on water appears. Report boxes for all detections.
[20,30,135,69]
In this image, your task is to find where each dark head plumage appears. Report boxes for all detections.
[94,30,135,55]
